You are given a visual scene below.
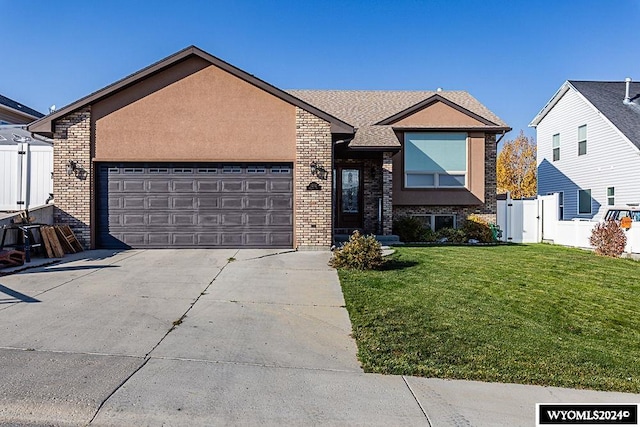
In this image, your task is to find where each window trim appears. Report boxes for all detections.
[403,132,469,189]
[577,189,592,215]
[552,133,560,161]
[578,124,587,156]
[607,187,615,206]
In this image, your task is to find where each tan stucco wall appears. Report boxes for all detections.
[392,132,486,205]
[392,101,485,127]
[92,57,296,162]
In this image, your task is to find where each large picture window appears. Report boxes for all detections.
[404,133,467,188]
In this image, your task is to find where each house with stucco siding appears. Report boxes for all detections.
[28,46,509,249]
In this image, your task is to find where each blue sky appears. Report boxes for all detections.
[3,0,638,144]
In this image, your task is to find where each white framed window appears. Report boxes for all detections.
[404,133,467,188]
[412,214,456,231]
[578,189,591,215]
[552,134,560,161]
[578,125,587,156]
[607,187,615,206]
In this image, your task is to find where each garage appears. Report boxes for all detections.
[96,162,293,248]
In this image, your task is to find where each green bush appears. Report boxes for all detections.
[590,220,627,257]
[329,230,384,270]
[435,227,466,243]
[462,214,494,243]
[393,216,435,242]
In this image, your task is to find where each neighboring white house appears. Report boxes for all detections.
[530,79,640,220]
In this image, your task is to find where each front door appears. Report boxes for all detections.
[336,165,363,230]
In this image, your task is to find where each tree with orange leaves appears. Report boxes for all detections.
[497,131,537,199]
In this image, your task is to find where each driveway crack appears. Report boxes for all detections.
[87,250,239,425]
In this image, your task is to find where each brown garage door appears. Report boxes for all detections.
[96,163,293,248]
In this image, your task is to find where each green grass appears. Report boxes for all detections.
[338,244,640,392]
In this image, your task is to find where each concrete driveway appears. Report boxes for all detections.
[1,250,637,426]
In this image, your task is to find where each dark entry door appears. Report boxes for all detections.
[336,165,363,229]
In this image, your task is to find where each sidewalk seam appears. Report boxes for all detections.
[402,376,433,426]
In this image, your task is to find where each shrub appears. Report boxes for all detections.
[393,216,433,242]
[462,214,494,243]
[590,220,627,257]
[329,230,384,270]
[435,227,466,243]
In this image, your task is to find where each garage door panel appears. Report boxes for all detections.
[173,198,195,209]
[97,163,293,248]
[270,180,292,192]
[222,181,243,192]
[246,197,268,209]
[221,197,243,209]
[173,181,195,191]
[197,181,220,192]
[123,180,145,191]
[148,181,171,192]
[198,198,220,208]
[246,180,268,192]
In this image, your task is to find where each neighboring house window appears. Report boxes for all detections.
[552,134,560,161]
[578,125,587,156]
[404,132,467,188]
[557,192,564,220]
[607,187,615,206]
[578,189,591,214]
[413,214,456,231]
[547,192,564,219]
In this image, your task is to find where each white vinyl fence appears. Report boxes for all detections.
[497,193,640,254]
[0,142,53,211]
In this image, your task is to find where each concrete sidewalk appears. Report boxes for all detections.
[0,249,637,426]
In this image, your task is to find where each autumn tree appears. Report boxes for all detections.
[497,131,537,199]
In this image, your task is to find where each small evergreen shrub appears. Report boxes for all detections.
[590,220,627,257]
[329,230,384,270]
[393,216,433,242]
[462,214,494,243]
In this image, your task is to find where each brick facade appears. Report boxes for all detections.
[382,152,394,234]
[53,107,92,248]
[294,108,333,249]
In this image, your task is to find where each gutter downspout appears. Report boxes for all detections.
[495,130,507,145]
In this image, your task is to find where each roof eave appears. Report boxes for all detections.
[347,145,401,152]
[529,81,572,127]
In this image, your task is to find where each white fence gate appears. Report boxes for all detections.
[497,193,640,254]
[0,142,53,211]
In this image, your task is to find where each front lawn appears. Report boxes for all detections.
[338,244,640,392]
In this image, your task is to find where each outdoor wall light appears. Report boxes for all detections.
[66,160,87,180]
[310,161,328,180]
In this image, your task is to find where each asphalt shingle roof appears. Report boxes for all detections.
[287,90,507,127]
[0,94,44,119]
[287,90,507,148]
[569,81,640,150]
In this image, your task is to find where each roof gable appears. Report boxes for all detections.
[29,46,353,136]
[531,80,640,150]
[377,94,497,127]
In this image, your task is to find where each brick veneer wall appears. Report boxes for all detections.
[382,152,393,234]
[295,108,332,249]
[53,107,92,247]
[393,134,498,226]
